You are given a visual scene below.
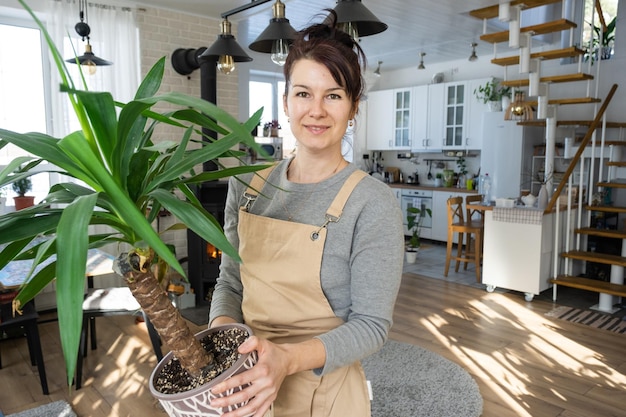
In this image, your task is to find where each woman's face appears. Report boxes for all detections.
[284,59,356,154]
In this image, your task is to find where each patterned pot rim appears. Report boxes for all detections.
[149,323,254,401]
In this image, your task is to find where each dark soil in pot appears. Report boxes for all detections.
[153,326,249,395]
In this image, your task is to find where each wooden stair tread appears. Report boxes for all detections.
[491,47,585,66]
[583,205,626,214]
[480,19,577,44]
[549,275,626,298]
[517,120,626,127]
[501,73,593,87]
[597,178,626,188]
[526,97,601,106]
[469,0,561,20]
[607,161,626,167]
[575,227,626,239]
[561,250,626,267]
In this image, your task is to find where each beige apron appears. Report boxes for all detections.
[238,166,370,417]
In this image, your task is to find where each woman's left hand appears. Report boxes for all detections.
[209,336,291,417]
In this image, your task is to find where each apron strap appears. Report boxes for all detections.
[326,170,368,219]
[242,164,278,210]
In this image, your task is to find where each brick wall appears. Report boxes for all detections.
[135,7,242,262]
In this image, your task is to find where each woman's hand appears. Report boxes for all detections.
[210,336,326,416]
[209,336,291,417]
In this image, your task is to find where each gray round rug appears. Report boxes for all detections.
[362,340,483,417]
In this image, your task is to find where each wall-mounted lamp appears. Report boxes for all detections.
[248,0,297,66]
[199,18,252,75]
[418,52,426,70]
[65,0,112,75]
[330,0,388,40]
[468,42,478,62]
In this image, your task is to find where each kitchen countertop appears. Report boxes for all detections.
[388,183,479,194]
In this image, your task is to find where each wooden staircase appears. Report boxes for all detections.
[470,1,626,309]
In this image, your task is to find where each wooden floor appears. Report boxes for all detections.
[1,273,625,417]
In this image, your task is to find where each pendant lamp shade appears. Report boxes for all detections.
[65,0,112,73]
[200,19,252,75]
[249,0,297,66]
[330,0,387,38]
[66,43,112,67]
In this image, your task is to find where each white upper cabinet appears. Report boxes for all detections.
[412,84,443,152]
[367,78,491,152]
[366,88,412,150]
[442,81,467,150]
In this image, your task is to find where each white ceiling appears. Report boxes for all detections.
[134,0,510,71]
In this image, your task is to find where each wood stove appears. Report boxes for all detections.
[187,181,228,306]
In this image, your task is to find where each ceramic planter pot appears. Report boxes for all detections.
[149,323,257,417]
[405,249,418,264]
[13,195,35,210]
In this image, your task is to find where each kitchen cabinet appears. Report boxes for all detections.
[366,88,412,150]
[438,79,491,151]
[366,89,394,150]
[442,82,466,150]
[412,84,443,152]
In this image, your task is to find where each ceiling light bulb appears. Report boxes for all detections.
[338,21,359,40]
[418,52,426,70]
[217,55,235,74]
[83,60,97,75]
[271,38,289,66]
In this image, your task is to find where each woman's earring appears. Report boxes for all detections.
[348,119,355,128]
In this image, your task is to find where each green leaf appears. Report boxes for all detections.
[55,193,98,387]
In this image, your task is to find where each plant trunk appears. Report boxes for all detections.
[116,251,213,377]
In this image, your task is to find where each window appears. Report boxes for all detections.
[582,0,618,61]
[0,19,51,204]
[249,72,296,157]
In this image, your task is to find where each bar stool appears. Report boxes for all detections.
[0,301,49,395]
[444,196,483,282]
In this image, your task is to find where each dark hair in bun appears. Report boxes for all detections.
[283,10,366,106]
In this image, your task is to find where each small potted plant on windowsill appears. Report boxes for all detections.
[12,176,35,210]
[405,206,432,264]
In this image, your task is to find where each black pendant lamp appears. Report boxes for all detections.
[330,0,388,39]
[249,0,297,66]
[65,0,112,74]
[199,18,252,75]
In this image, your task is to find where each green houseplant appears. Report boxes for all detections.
[406,206,432,253]
[473,79,511,111]
[0,0,268,404]
[591,16,617,60]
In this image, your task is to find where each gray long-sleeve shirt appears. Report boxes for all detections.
[209,159,404,375]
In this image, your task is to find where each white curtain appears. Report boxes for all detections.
[46,0,140,137]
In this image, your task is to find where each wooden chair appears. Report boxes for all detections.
[444,196,483,282]
[464,194,485,272]
[0,301,49,395]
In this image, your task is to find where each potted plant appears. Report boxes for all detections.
[11,175,35,210]
[0,1,268,414]
[589,16,617,61]
[435,172,443,187]
[474,78,510,111]
[405,206,432,263]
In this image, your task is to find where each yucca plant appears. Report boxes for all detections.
[0,0,267,387]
